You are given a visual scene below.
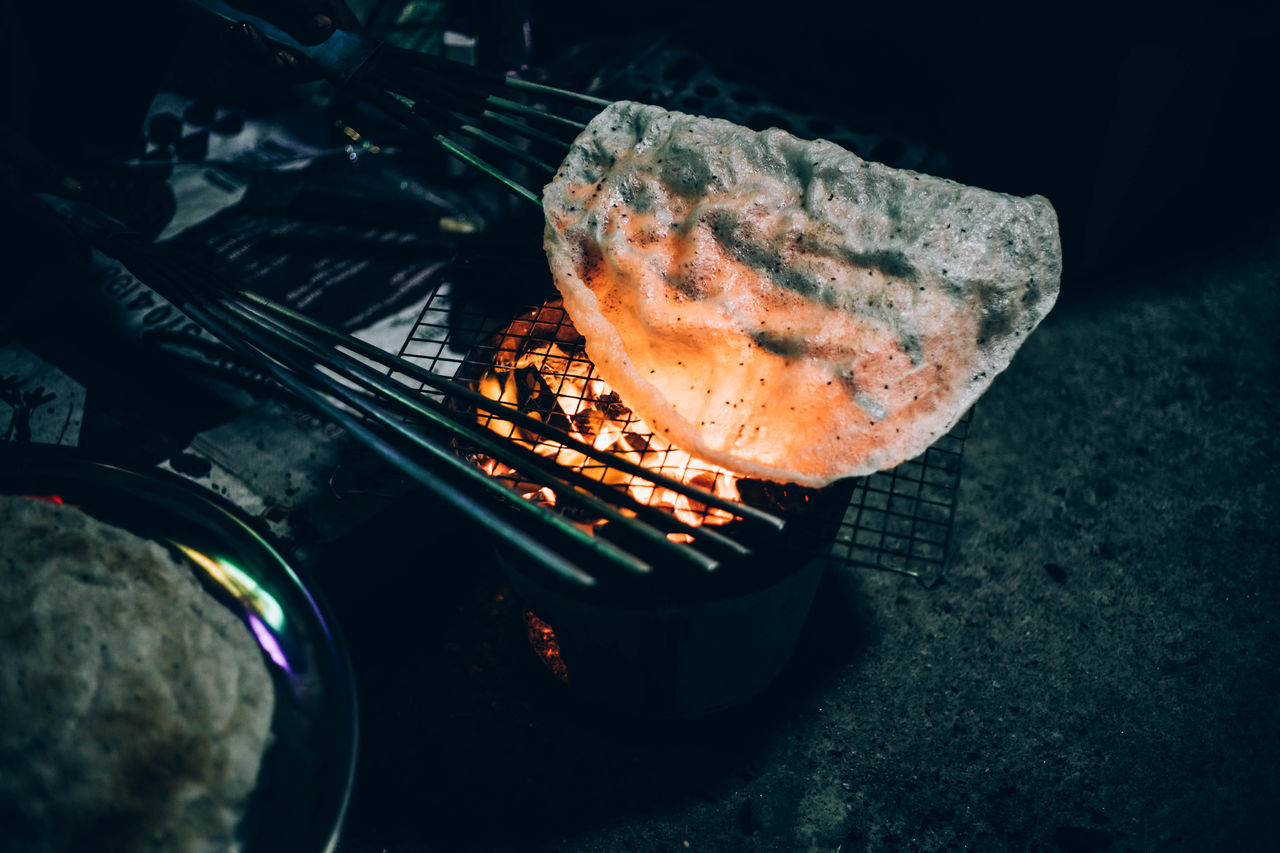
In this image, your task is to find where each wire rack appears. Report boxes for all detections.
[395,277,972,585]
[832,408,972,587]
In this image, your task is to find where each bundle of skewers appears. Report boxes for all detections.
[187,0,609,205]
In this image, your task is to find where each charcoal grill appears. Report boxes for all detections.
[392,270,971,714]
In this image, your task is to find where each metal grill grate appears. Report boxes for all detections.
[393,279,504,392]
[830,408,972,586]
[396,278,972,583]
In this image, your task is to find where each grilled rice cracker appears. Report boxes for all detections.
[543,101,1061,487]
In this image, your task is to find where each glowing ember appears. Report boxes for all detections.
[22,494,66,505]
[470,299,742,537]
[524,610,569,683]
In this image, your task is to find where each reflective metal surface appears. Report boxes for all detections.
[0,443,358,853]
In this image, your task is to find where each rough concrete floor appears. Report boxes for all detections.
[329,230,1279,853]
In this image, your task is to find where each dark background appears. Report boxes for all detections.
[10,1,1273,296]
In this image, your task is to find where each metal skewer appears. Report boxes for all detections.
[40,197,789,590]
[238,293,785,533]
[181,0,607,205]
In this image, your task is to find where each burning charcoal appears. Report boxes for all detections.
[513,365,574,434]
[569,409,598,439]
[597,390,630,421]
[463,298,779,538]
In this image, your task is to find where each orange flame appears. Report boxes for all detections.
[523,610,569,683]
[470,299,741,537]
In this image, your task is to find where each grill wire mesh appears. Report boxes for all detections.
[395,278,972,585]
[834,408,972,587]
